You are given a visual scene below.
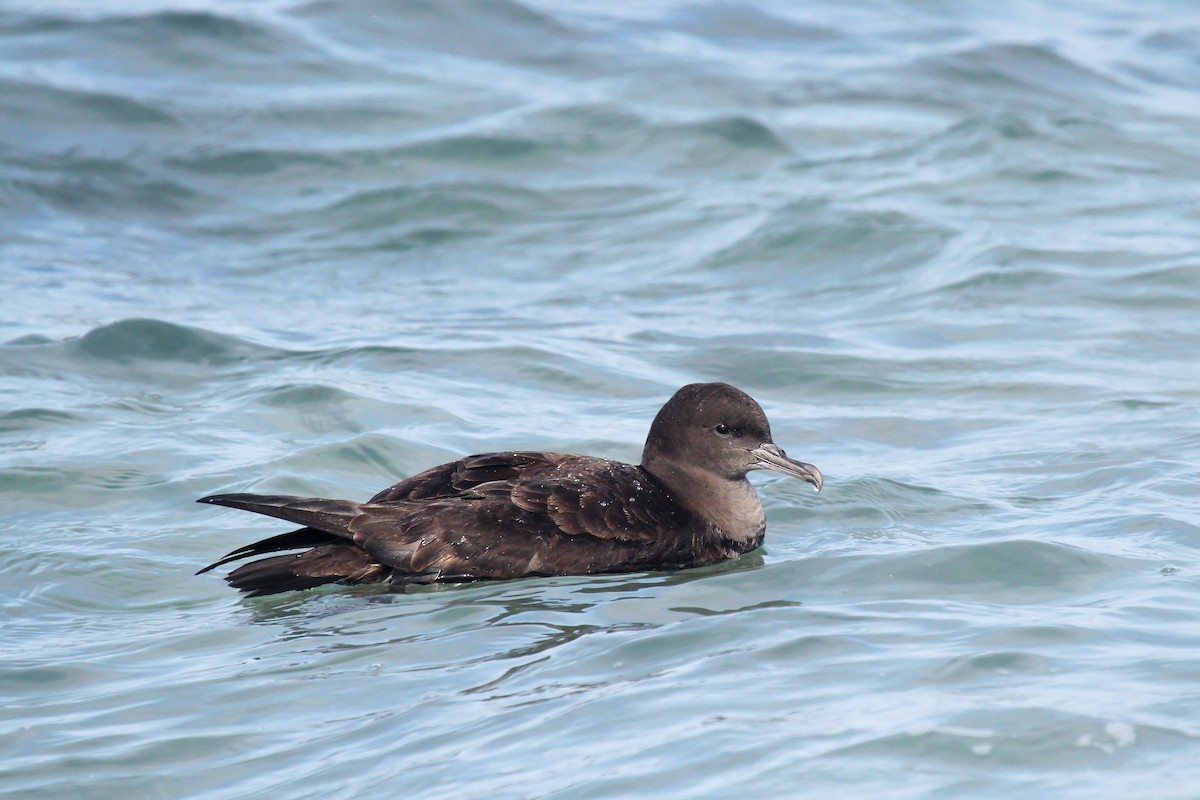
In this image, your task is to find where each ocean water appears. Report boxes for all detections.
[3,0,1199,797]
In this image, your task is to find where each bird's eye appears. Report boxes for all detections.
[714,423,730,436]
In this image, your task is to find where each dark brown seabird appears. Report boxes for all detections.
[197,382,823,596]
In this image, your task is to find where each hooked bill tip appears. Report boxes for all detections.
[751,444,822,492]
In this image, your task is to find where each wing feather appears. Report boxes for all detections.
[205,451,702,591]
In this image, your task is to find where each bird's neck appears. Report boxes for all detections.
[642,458,766,551]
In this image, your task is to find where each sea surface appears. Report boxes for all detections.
[3,1,1199,797]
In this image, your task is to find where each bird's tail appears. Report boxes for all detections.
[222,544,389,597]
[195,526,341,575]
[197,493,363,534]
[196,493,386,596]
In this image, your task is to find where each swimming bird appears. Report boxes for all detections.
[197,382,822,596]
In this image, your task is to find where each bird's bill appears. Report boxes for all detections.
[750,443,823,491]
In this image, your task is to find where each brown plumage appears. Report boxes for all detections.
[197,382,823,596]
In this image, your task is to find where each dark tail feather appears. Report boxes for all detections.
[197,493,363,535]
[224,544,389,597]
[198,492,387,595]
[196,527,341,575]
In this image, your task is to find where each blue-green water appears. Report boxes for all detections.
[3,1,1199,797]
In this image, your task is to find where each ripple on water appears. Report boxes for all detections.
[3,1,1200,798]
[71,319,265,365]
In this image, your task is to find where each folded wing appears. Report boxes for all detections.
[199,451,695,594]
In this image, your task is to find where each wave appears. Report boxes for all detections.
[912,42,1134,108]
[70,318,271,365]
